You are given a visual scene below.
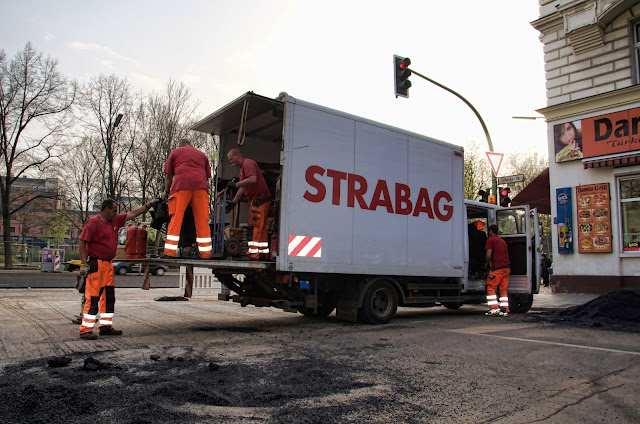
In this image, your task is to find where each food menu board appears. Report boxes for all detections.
[576,183,612,253]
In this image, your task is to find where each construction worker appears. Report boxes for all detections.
[226,148,271,260]
[484,224,510,317]
[78,198,152,339]
[163,138,213,258]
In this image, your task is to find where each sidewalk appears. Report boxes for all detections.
[531,284,599,309]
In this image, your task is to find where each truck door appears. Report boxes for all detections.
[495,206,534,295]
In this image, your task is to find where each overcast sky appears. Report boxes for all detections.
[1,0,548,165]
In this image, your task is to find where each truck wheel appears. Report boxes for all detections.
[359,280,398,324]
[224,238,241,256]
[509,294,533,313]
[298,304,335,317]
[442,302,463,310]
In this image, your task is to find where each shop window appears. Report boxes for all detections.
[619,176,640,252]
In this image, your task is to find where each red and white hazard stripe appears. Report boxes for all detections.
[288,235,322,257]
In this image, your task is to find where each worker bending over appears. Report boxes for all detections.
[164,138,213,258]
[226,148,272,260]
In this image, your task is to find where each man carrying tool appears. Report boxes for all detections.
[163,138,213,258]
[226,148,272,260]
[484,224,510,317]
[78,198,153,340]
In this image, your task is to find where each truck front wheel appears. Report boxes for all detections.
[359,280,398,324]
[509,294,534,313]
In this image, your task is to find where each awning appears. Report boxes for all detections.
[582,152,640,169]
[510,168,550,214]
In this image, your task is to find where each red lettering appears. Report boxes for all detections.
[347,173,369,209]
[433,191,453,221]
[303,165,326,203]
[412,188,434,218]
[302,166,454,222]
[395,183,412,215]
[326,169,347,205]
[369,180,394,213]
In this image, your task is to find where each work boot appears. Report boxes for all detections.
[485,309,501,316]
[80,332,98,340]
[499,311,509,317]
[99,326,123,336]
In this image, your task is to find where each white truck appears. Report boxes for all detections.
[185,92,540,324]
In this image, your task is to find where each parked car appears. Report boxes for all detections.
[64,260,82,272]
[113,262,167,276]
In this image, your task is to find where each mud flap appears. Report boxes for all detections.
[336,285,359,322]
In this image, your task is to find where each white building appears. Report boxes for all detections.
[532,0,640,293]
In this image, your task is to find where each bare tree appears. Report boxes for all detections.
[0,42,75,267]
[463,141,493,200]
[77,74,139,203]
[59,136,100,233]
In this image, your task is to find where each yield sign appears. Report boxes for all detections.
[486,152,504,176]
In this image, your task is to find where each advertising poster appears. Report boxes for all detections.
[554,120,583,163]
[576,183,612,253]
[556,188,574,254]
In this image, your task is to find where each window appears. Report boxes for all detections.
[619,176,640,252]
[496,209,526,235]
[635,22,640,84]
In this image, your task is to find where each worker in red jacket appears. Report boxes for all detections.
[484,224,510,317]
[78,198,153,339]
[225,148,272,260]
[163,138,213,259]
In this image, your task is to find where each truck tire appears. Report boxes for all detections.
[298,304,335,318]
[509,294,533,313]
[359,280,398,324]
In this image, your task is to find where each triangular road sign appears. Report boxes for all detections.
[486,152,504,176]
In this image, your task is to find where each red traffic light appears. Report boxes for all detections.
[501,187,511,196]
[399,58,411,70]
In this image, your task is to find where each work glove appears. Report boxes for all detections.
[226,201,236,211]
[79,264,90,275]
[161,191,168,200]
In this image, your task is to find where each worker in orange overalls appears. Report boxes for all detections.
[484,224,511,317]
[163,138,213,258]
[225,148,271,260]
[78,198,153,340]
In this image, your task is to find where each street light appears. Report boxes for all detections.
[393,56,498,198]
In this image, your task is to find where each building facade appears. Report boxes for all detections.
[533,0,640,293]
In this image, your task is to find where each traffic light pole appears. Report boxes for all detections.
[407,67,498,201]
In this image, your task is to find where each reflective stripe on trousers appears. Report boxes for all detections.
[486,268,510,312]
[247,200,271,259]
[80,259,116,334]
[164,188,212,258]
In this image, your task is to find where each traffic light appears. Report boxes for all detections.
[500,187,511,207]
[477,189,489,203]
[394,55,412,98]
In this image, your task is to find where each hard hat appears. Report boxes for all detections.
[474,221,484,231]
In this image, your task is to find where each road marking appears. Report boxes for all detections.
[449,326,640,356]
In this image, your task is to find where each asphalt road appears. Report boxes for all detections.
[0,270,180,288]
[0,287,638,423]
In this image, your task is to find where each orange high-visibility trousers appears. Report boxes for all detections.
[79,259,116,335]
[164,188,212,259]
[486,267,510,312]
[247,200,271,259]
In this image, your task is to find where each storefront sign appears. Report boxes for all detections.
[556,188,574,254]
[553,106,640,163]
[576,183,612,253]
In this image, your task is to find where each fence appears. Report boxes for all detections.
[0,243,44,266]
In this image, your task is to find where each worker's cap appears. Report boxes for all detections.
[473,221,484,230]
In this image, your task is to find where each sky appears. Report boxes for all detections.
[0,0,548,163]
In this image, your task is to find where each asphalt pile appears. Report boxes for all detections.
[550,288,640,332]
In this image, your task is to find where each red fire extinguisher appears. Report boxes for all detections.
[125,223,148,259]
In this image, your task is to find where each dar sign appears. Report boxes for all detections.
[486,152,504,176]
